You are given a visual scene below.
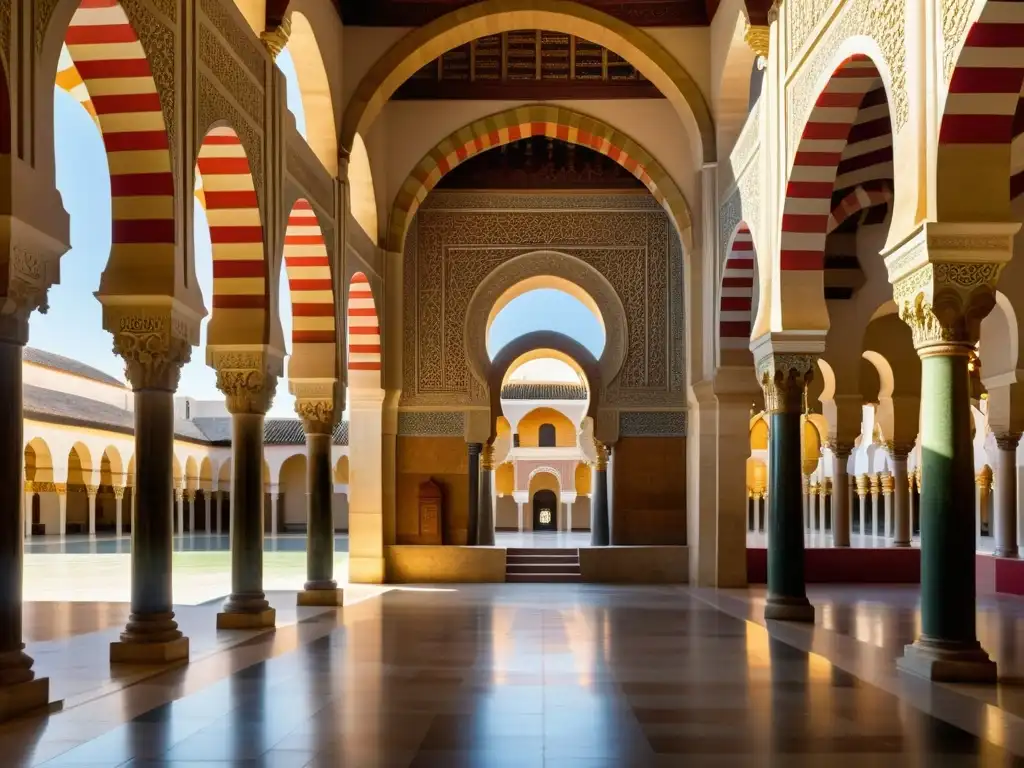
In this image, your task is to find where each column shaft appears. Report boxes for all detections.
[220,413,272,623]
[591,469,610,546]
[467,444,481,546]
[890,453,911,546]
[831,449,851,546]
[478,445,495,546]
[994,436,1020,558]
[23,492,32,539]
[305,431,336,589]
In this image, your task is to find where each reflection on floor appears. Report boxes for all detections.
[746,531,1001,553]
[5,584,1024,766]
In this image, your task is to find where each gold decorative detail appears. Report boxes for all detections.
[594,440,610,471]
[261,16,291,59]
[174,488,183,502]
[481,443,495,471]
[113,486,126,501]
[868,474,880,494]
[86,485,98,496]
[296,399,336,435]
[757,354,815,414]
[212,349,281,415]
[54,483,67,495]
[183,489,196,503]
[881,473,895,494]
[855,474,868,497]
[942,0,975,82]
[744,23,770,59]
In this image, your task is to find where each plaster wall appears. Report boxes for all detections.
[396,436,469,544]
[517,408,577,447]
[496,495,518,530]
[612,436,686,544]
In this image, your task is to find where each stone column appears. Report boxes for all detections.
[215,353,280,630]
[868,479,884,536]
[757,353,815,622]
[268,486,279,538]
[478,444,495,546]
[55,483,67,541]
[887,446,913,547]
[113,486,125,537]
[185,489,195,535]
[886,221,1014,682]
[881,473,894,540]
[0,312,55,718]
[591,441,611,546]
[466,443,481,546]
[802,475,811,532]
[994,434,1020,558]
[829,443,853,546]
[173,488,183,536]
[855,475,868,538]
[203,490,210,533]
[87,485,97,537]
[297,401,343,606]
[108,320,192,664]
[822,479,832,532]
[975,470,991,541]
[757,490,766,532]
[23,484,33,539]
[215,490,224,534]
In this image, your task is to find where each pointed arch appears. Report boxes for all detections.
[196,126,269,333]
[387,104,691,253]
[340,0,715,167]
[719,223,755,362]
[347,271,381,386]
[62,0,175,261]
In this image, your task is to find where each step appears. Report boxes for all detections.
[506,548,576,556]
[506,573,583,583]
[506,563,581,575]
[506,554,580,565]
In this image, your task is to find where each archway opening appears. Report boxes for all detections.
[488,282,605,361]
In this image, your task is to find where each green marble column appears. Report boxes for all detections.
[898,343,995,681]
[761,359,814,622]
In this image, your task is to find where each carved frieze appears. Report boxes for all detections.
[211,348,282,415]
[942,0,974,82]
[402,193,684,410]
[398,411,466,437]
[120,0,178,166]
[111,312,193,392]
[198,0,267,81]
[196,71,264,210]
[719,187,743,271]
[619,411,688,437]
[786,0,835,64]
[197,22,265,127]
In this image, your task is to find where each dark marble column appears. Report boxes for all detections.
[478,444,495,546]
[591,441,610,546]
[761,358,814,622]
[994,433,1020,558]
[0,324,55,717]
[110,333,191,664]
[298,404,342,606]
[216,360,278,629]
[467,443,481,545]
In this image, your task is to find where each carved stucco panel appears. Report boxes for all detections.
[120,0,177,167]
[787,0,909,160]
[198,21,265,126]
[942,0,975,82]
[0,0,10,60]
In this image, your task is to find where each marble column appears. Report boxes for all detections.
[802,475,811,532]
[87,486,97,537]
[976,470,991,541]
[467,443,481,546]
[0,323,54,717]
[174,488,183,536]
[888,448,912,547]
[56,484,67,541]
[591,441,611,546]
[855,475,868,537]
[478,444,495,547]
[565,502,573,532]
[268,487,279,538]
[994,434,1020,558]
[887,222,1009,682]
[297,405,343,606]
[216,358,278,630]
[109,331,191,664]
[185,490,195,535]
[830,443,853,546]
[757,491,766,532]
[215,490,224,534]
[23,487,32,539]
[868,475,880,537]
[759,356,814,622]
[881,473,894,540]
[114,487,124,537]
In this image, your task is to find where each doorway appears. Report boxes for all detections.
[532,489,557,532]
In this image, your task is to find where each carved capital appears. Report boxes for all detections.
[467,442,482,457]
[297,399,336,436]
[23,480,33,493]
[54,483,67,496]
[881,473,895,494]
[756,354,815,414]
[883,440,915,460]
[886,223,1019,353]
[996,433,1022,451]
[260,15,291,58]
[173,488,183,502]
[594,440,610,471]
[855,475,868,496]
[113,486,126,500]
[744,23,770,59]
[183,489,195,502]
[824,438,855,459]
[86,485,98,497]
[210,346,283,415]
[481,443,495,471]
[106,305,197,392]
[868,475,881,494]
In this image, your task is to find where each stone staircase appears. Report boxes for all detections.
[505,548,582,583]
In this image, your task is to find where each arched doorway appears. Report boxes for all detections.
[532,489,558,532]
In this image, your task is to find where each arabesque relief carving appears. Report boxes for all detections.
[942,0,975,82]
[401,193,684,410]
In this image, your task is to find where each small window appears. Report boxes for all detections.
[538,423,556,448]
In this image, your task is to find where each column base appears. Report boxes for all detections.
[110,637,189,664]
[216,608,276,630]
[297,588,344,607]
[994,548,1019,559]
[0,678,57,722]
[764,595,815,623]
[892,540,912,548]
[897,637,997,683]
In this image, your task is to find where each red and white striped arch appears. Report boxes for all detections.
[827,184,894,234]
[719,224,755,356]
[347,272,381,386]
[941,1,1024,217]
[779,54,885,329]
[63,0,174,255]
[196,127,266,312]
[284,200,335,346]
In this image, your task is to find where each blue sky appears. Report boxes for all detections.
[42,49,599,414]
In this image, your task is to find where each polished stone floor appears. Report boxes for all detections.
[2,585,1024,766]
[24,534,350,555]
